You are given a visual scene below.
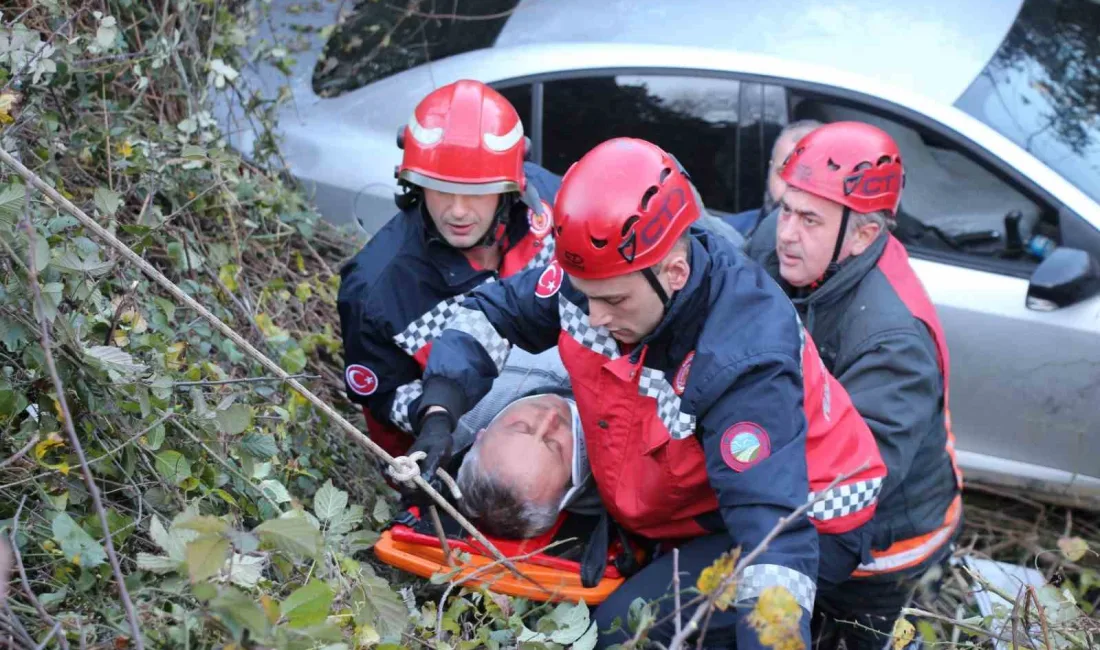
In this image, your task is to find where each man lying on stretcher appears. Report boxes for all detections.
[376,347,644,603]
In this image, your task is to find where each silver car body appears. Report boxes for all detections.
[219,0,1100,508]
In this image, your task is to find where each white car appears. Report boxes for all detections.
[218,0,1100,509]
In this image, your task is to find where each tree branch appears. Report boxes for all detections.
[20,216,144,650]
[9,497,69,650]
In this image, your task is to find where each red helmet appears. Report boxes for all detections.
[778,121,904,215]
[397,79,528,195]
[553,138,700,280]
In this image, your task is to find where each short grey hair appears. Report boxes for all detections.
[771,119,824,163]
[455,442,562,539]
[847,209,894,234]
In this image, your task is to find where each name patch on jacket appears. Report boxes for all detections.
[720,422,771,471]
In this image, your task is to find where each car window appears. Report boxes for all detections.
[954,0,1100,206]
[494,83,533,142]
[312,0,521,98]
[540,75,743,214]
[790,94,1057,276]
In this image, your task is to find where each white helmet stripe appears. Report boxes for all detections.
[483,120,523,152]
[408,112,443,146]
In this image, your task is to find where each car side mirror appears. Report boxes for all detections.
[1025,247,1100,311]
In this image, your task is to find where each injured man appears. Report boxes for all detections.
[448,347,602,539]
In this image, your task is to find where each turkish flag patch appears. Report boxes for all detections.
[673,351,695,396]
[719,422,771,472]
[535,260,563,298]
[345,364,379,396]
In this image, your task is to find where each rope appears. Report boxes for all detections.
[0,147,545,594]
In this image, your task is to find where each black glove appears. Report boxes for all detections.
[400,410,454,502]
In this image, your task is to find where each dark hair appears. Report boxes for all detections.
[455,444,560,539]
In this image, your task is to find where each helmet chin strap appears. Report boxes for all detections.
[641,266,671,310]
[820,205,851,285]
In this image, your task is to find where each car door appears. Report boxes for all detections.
[785,96,1100,505]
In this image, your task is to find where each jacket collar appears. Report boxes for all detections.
[416,201,533,289]
[787,232,889,311]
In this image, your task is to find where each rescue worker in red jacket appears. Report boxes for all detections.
[407,137,887,649]
[746,122,963,650]
[337,79,561,461]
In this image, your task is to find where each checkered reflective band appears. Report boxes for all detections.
[637,367,696,439]
[558,298,620,359]
[736,563,816,612]
[523,235,556,271]
[392,278,497,357]
[389,380,423,433]
[449,307,511,373]
[808,477,883,521]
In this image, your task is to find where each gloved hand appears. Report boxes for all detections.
[396,409,454,505]
[409,409,455,483]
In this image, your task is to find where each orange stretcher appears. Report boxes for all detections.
[374,507,637,604]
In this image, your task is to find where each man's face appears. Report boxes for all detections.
[423,188,500,249]
[776,186,872,287]
[766,132,803,210]
[476,395,574,509]
[569,271,669,345]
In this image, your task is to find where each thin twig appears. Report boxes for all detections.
[0,435,41,470]
[0,147,536,593]
[673,548,682,639]
[19,219,144,650]
[170,373,319,388]
[9,497,69,650]
[903,607,1020,644]
[428,505,455,568]
[33,622,62,650]
[668,464,869,650]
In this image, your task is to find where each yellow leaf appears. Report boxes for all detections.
[748,586,804,650]
[0,91,18,125]
[35,432,66,460]
[116,139,133,158]
[696,548,740,611]
[260,594,280,624]
[295,282,312,302]
[1058,536,1090,562]
[294,250,306,274]
[166,341,187,371]
[71,553,81,566]
[355,623,381,648]
[113,331,130,347]
[219,264,240,292]
[892,618,916,650]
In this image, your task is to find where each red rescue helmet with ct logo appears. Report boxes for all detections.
[396,79,530,196]
[778,121,905,215]
[552,138,700,280]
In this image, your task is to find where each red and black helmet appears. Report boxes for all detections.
[553,138,700,281]
[778,121,905,279]
[397,79,529,195]
[778,121,904,216]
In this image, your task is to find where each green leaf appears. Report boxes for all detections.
[295,282,312,302]
[226,554,266,589]
[313,480,347,522]
[279,346,307,373]
[84,345,148,381]
[181,144,206,160]
[352,573,409,638]
[210,586,270,639]
[372,498,392,525]
[51,512,107,568]
[547,601,592,645]
[259,479,292,504]
[215,403,252,435]
[0,317,28,352]
[0,182,26,224]
[239,433,278,459]
[328,504,364,537]
[254,513,322,560]
[52,249,114,276]
[281,579,335,629]
[136,553,182,574]
[186,535,230,582]
[0,381,29,419]
[176,515,230,535]
[31,234,49,272]
[94,186,122,216]
[154,450,193,485]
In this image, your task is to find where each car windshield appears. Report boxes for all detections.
[312,0,520,98]
[954,0,1100,206]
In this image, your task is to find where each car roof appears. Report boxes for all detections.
[495,0,1023,106]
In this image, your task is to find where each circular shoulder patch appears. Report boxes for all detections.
[719,422,771,472]
[345,364,379,396]
[673,351,695,396]
[535,260,563,299]
[528,200,553,237]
